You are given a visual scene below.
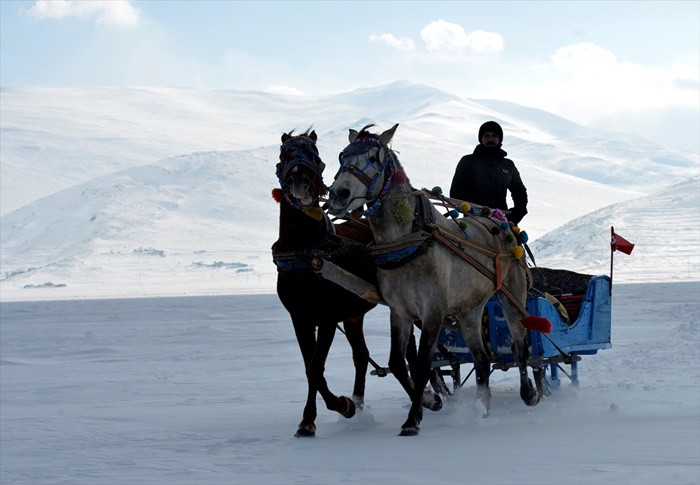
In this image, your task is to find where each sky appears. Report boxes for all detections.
[1,1,699,143]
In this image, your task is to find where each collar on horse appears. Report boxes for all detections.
[335,137,398,217]
[276,136,326,209]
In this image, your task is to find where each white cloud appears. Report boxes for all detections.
[28,0,140,28]
[420,20,503,53]
[546,42,699,121]
[263,85,305,96]
[369,33,416,52]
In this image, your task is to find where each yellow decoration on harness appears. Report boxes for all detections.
[512,226,521,234]
[461,202,471,214]
[393,198,415,226]
[511,246,524,259]
[302,207,324,221]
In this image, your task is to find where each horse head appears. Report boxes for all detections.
[328,123,401,217]
[276,129,326,208]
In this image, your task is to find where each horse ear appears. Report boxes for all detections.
[282,133,291,143]
[349,129,359,143]
[378,123,399,146]
[309,130,317,142]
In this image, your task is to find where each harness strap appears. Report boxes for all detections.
[430,227,529,316]
[494,251,503,292]
[368,231,432,256]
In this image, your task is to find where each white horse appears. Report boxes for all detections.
[328,124,542,436]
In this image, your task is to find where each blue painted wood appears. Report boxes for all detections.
[435,276,612,365]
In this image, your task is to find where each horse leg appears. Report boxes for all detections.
[292,316,319,437]
[342,316,369,409]
[406,326,418,374]
[311,322,357,419]
[502,299,539,407]
[387,309,416,400]
[399,317,442,436]
[458,306,492,417]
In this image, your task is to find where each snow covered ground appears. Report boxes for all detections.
[1,282,698,484]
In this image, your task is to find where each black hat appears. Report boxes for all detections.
[478,121,503,143]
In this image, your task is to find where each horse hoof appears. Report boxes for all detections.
[295,424,316,438]
[475,399,489,418]
[522,381,540,406]
[422,390,443,412]
[525,393,540,406]
[340,396,356,419]
[352,395,365,411]
[399,426,420,437]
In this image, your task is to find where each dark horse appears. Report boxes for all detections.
[272,129,377,437]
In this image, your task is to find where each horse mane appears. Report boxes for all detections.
[284,126,315,140]
[356,124,380,140]
[352,124,409,187]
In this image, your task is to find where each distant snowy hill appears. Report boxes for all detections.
[1,82,698,300]
[531,176,700,282]
[2,82,697,214]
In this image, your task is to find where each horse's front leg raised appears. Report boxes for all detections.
[311,322,357,419]
[342,317,369,409]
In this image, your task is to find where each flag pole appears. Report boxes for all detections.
[610,226,614,295]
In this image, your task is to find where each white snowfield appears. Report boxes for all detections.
[0,82,699,483]
[1,83,698,301]
[1,284,698,484]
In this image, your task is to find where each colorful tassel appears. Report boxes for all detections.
[461,202,471,214]
[449,209,460,218]
[491,209,507,221]
[459,221,468,230]
[512,226,521,234]
[393,170,408,184]
[511,246,524,259]
[481,207,491,217]
[505,234,514,244]
[393,198,415,226]
[432,186,443,196]
[519,231,529,244]
[500,221,510,230]
[272,188,284,203]
[521,316,553,334]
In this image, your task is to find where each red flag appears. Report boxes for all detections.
[611,231,634,255]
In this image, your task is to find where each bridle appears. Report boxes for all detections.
[335,137,398,217]
[276,136,326,209]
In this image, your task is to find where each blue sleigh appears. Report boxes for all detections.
[430,272,612,394]
[316,251,613,392]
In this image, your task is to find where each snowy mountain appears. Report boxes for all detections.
[1,82,698,300]
[530,176,700,283]
[3,82,697,214]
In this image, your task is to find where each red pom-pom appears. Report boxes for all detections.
[521,316,553,334]
[271,188,284,203]
[393,170,408,184]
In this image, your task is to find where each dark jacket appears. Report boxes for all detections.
[449,144,528,224]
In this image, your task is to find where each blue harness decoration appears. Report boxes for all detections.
[373,239,432,270]
[336,137,397,218]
